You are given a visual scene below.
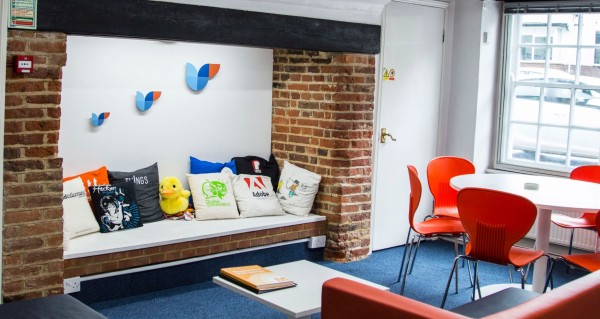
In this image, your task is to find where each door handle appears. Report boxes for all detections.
[381,128,397,143]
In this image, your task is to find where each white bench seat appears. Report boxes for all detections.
[64,214,326,259]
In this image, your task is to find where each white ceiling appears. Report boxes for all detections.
[153,0,393,25]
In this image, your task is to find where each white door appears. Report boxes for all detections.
[372,1,447,250]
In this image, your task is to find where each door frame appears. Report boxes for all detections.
[370,0,453,252]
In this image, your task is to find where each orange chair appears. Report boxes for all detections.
[399,165,467,295]
[544,211,600,292]
[427,156,476,220]
[441,188,545,308]
[551,165,600,255]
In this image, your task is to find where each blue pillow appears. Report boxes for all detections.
[189,156,237,174]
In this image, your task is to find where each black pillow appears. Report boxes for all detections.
[232,154,279,191]
[89,181,143,233]
[108,163,165,223]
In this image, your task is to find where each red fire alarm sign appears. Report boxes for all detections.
[14,55,33,74]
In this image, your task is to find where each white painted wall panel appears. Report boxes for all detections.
[60,36,273,186]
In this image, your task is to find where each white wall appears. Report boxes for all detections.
[60,36,273,185]
[474,1,502,170]
[443,0,483,162]
[443,0,501,172]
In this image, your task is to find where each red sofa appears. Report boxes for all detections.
[321,270,600,319]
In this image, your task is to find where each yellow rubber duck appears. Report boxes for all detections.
[159,176,191,216]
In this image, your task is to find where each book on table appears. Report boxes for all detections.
[219,265,297,294]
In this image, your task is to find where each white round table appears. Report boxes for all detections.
[450,173,600,293]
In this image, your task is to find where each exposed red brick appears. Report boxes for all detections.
[4,30,66,300]
[273,50,375,262]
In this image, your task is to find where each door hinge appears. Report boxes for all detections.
[442,30,445,43]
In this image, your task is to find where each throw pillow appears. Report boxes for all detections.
[190,156,237,174]
[89,181,143,233]
[63,166,110,202]
[108,163,164,223]
[232,154,279,190]
[188,172,239,220]
[231,174,285,218]
[276,161,322,216]
[63,177,100,239]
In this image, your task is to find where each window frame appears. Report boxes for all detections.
[494,12,600,177]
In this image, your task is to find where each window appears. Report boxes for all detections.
[595,31,600,64]
[520,35,551,61]
[498,10,600,174]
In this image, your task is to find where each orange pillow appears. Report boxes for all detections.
[64,166,110,201]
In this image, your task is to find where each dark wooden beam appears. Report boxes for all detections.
[36,0,380,54]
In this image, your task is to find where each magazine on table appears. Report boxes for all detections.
[219,265,297,294]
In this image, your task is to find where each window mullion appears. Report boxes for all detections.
[535,14,552,164]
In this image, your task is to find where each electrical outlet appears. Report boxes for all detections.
[308,235,326,249]
[64,277,81,294]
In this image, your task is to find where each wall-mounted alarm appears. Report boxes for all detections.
[14,55,34,74]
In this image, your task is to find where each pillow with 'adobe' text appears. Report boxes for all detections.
[232,174,285,218]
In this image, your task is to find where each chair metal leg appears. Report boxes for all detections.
[524,262,531,280]
[400,236,417,295]
[397,228,412,283]
[476,270,482,300]
[454,238,459,293]
[460,234,468,268]
[565,229,575,273]
[466,259,473,287]
[408,236,422,275]
[519,267,526,289]
[544,257,558,293]
[441,256,461,309]
[568,228,575,255]
[471,261,479,301]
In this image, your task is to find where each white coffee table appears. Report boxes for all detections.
[212,260,389,318]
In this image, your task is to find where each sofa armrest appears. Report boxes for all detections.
[321,277,468,319]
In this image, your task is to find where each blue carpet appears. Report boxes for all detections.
[88,240,586,318]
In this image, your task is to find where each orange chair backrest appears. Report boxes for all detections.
[570,165,600,224]
[457,187,538,265]
[427,156,475,208]
[407,165,422,230]
[570,165,600,183]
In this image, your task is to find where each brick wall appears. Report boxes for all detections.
[272,49,375,262]
[3,30,66,302]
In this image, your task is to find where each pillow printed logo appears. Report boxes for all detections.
[278,178,301,199]
[124,175,149,185]
[90,186,140,232]
[202,179,231,207]
[251,160,262,173]
[63,190,86,200]
[243,176,270,198]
